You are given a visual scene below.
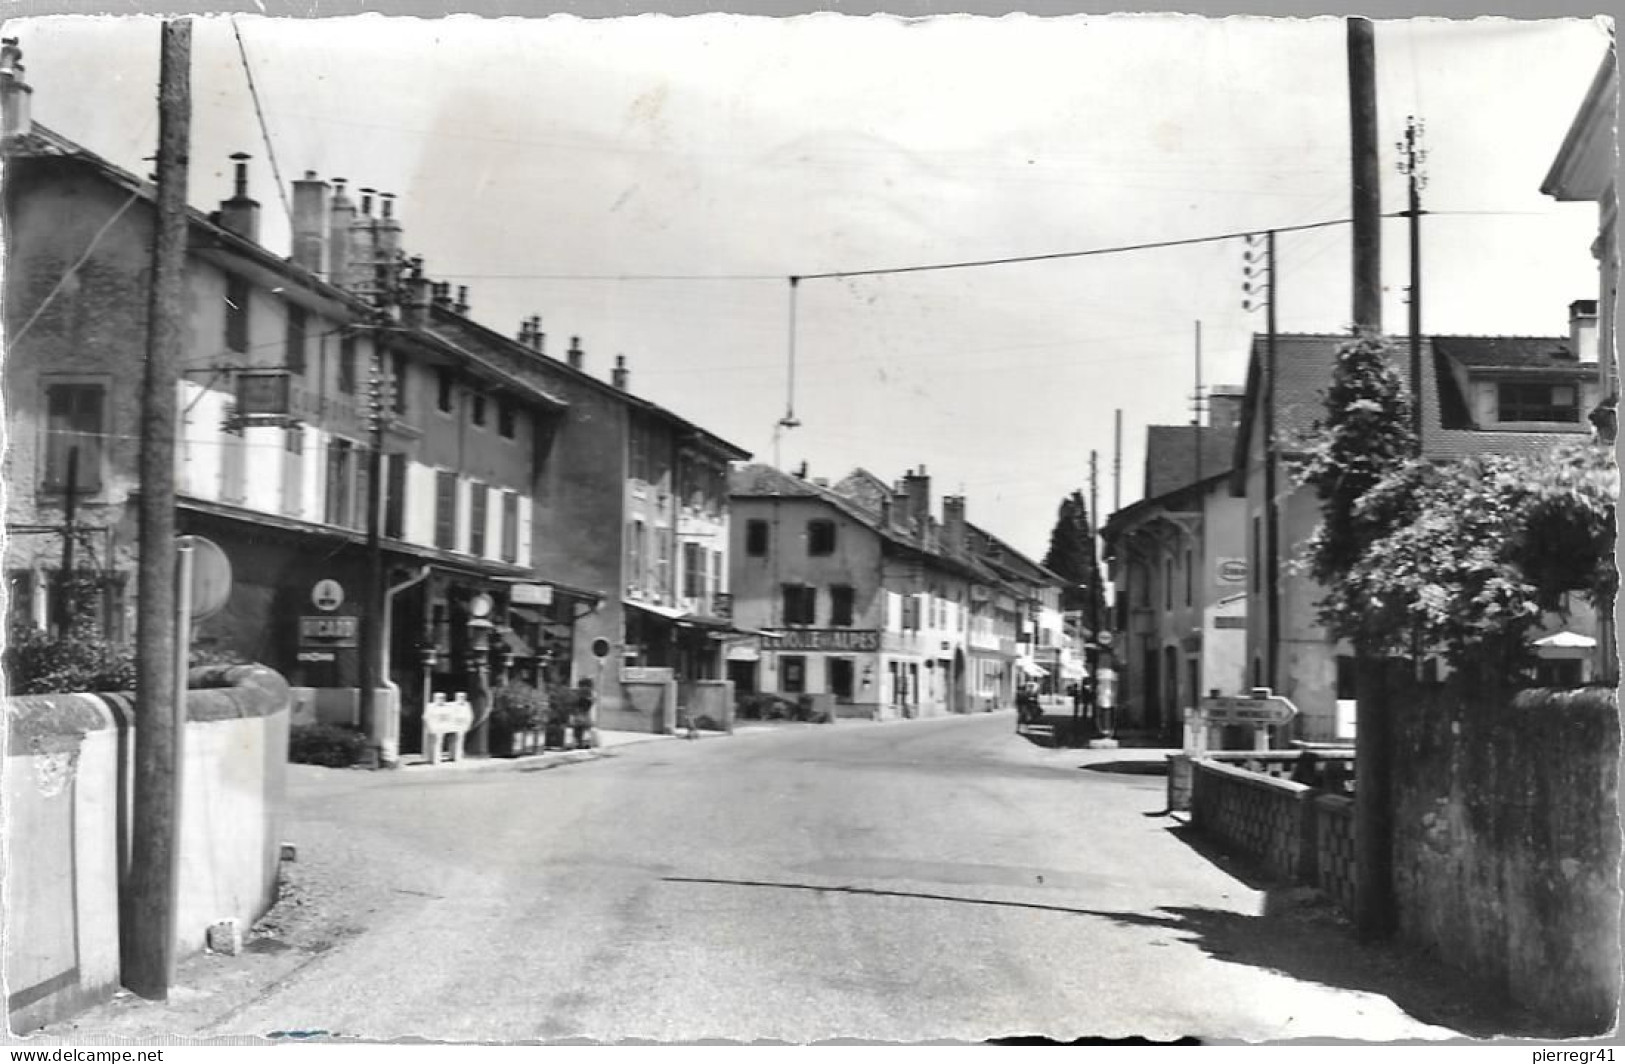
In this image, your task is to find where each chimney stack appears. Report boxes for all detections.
[217,152,261,243]
[0,38,33,140]
[328,178,355,289]
[942,495,967,553]
[530,316,545,354]
[431,281,453,308]
[567,336,584,370]
[377,192,402,265]
[401,256,430,323]
[346,186,378,296]
[290,171,330,277]
[518,318,534,346]
[454,285,470,315]
[902,466,931,535]
[1206,384,1246,432]
[1570,298,1599,365]
[612,354,629,390]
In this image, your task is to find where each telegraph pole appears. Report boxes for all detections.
[1193,320,1204,486]
[1088,450,1102,742]
[1112,408,1122,514]
[1349,14,1397,944]
[126,17,190,1001]
[358,329,387,768]
[1349,16,1383,335]
[1400,115,1426,449]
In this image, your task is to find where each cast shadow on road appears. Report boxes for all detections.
[1155,822,1563,1041]
[664,870,1558,1042]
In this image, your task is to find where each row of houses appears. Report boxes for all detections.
[1102,53,1619,745]
[0,45,1080,757]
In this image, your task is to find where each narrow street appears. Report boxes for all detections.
[45,714,1527,1044]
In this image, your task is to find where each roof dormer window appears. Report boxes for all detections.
[1497,381,1580,424]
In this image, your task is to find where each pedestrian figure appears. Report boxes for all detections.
[571,677,595,749]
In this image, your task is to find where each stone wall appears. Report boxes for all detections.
[1389,682,1620,1034]
[1189,759,1313,882]
[4,665,290,1032]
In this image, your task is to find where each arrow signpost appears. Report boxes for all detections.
[1195,687,1299,751]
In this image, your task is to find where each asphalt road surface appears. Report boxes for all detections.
[47,713,1530,1044]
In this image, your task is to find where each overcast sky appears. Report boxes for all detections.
[11,13,1611,558]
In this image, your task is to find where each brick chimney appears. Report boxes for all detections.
[290,171,329,277]
[902,466,931,534]
[453,285,470,315]
[942,495,967,553]
[1570,298,1599,365]
[612,354,629,390]
[328,178,355,288]
[1206,385,1246,431]
[529,316,545,354]
[0,38,33,141]
[377,192,402,265]
[217,152,260,243]
[430,281,454,309]
[567,336,584,370]
[401,256,429,323]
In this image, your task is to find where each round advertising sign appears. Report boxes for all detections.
[311,578,345,612]
[182,535,233,622]
[591,637,612,660]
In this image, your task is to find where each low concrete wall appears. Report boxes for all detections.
[4,665,290,1033]
[608,668,676,734]
[1189,758,1313,882]
[1390,682,1620,1034]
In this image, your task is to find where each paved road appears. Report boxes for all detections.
[50,713,1519,1044]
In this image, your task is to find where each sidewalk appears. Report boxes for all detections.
[390,728,678,773]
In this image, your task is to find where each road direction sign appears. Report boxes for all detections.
[1200,690,1299,726]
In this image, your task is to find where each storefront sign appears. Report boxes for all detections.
[510,583,553,606]
[765,628,880,653]
[236,369,292,416]
[1216,558,1249,585]
[311,579,345,612]
[297,650,337,663]
[300,615,359,646]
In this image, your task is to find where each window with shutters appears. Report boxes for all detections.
[337,335,358,394]
[746,519,769,557]
[501,492,520,563]
[782,584,816,626]
[469,482,488,557]
[325,438,354,527]
[683,541,704,600]
[807,519,837,556]
[436,369,454,415]
[830,584,855,627]
[42,381,105,493]
[281,426,305,515]
[498,400,515,439]
[434,470,457,550]
[285,304,307,376]
[226,275,251,353]
[383,452,406,539]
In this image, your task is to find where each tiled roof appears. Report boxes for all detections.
[1430,335,1583,369]
[1145,424,1237,499]
[1233,332,1596,475]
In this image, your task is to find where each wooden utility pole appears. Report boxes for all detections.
[1348,14,1397,944]
[1263,231,1279,694]
[1349,17,1383,335]
[1088,451,1102,740]
[1401,115,1425,449]
[1193,320,1204,486]
[358,334,387,768]
[1112,408,1122,514]
[126,17,190,1001]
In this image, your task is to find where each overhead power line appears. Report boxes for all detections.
[231,17,293,225]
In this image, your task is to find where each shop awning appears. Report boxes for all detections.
[1017,659,1049,678]
[624,599,687,622]
[508,605,545,625]
[1535,630,1596,649]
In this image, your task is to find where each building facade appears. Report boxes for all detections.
[1231,326,1605,741]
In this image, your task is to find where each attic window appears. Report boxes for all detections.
[1497,382,1579,424]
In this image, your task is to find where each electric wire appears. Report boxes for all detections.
[7,188,145,347]
[231,16,294,226]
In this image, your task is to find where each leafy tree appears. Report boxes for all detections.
[1042,490,1103,617]
[1293,332,1418,602]
[1307,439,1616,681]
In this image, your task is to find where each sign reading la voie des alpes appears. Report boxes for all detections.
[764,629,881,653]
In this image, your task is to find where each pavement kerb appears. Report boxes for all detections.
[353,731,682,777]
